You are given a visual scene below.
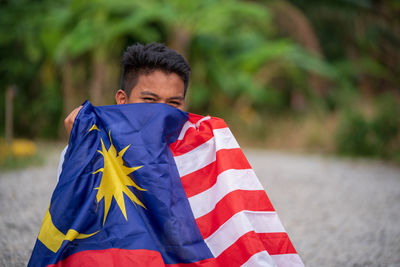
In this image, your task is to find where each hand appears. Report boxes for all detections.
[64,106,82,136]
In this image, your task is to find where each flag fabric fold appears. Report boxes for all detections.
[28,101,303,267]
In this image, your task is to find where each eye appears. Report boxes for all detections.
[142,97,156,102]
[168,101,182,107]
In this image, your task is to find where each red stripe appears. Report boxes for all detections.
[170,127,214,157]
[187,113,207,124]
[167,258,216,267]
[170,115,227,156]
[186,114,227,130]
[48,248,220,267]
[195,190,274,239]
[172,232,296,265]
[47,232,296,267]
[47,249,165,267]
[215,231,269,265]
[215,231,296,265]
[181,148,251,198]
[258,232,297,255]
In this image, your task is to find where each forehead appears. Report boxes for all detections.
[131,70,185,97]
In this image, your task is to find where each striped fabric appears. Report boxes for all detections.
[170,114,304,267]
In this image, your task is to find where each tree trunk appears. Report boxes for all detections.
[59,59,88,139]
[5,85,16,144]
[268,0,330,109]
[89,51,108,106]
[168,26,192,110]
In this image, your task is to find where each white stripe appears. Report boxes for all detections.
[177,116,211,140]
[177,121,195,140]
[271,254,305,267]
[205,211,285,257]
[174,128,239,177]
[189,169,264,218]
[174,137,216,177]
[213,128,239,151]
[241,251,277,267]
[195,115,211,128]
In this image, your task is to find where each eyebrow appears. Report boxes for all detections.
[167,96,184,101]
[140,91,160,98]
[140,91,184,101]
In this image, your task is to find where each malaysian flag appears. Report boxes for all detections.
[171,113,303,266]
[29,101,303,266]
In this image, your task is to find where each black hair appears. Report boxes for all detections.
[120,42,191,96]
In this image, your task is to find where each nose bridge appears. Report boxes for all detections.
[157,98,168,104]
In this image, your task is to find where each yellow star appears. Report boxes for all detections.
[93,131,146,225]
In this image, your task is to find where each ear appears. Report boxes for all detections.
[115,89,128,104]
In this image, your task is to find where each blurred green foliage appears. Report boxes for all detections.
[0,153,43,170]
[0,0,399,160]
[336,95,400,159]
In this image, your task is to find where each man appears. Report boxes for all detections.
[34,42,303,266]
[64,42,190,135]
[58,42,191,176]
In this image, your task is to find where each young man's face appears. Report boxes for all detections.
[115,70,185,110]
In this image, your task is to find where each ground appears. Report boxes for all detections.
[1,147,399,266]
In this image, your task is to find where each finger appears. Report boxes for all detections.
[64,106,83,135]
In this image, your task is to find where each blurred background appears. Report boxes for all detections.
[1,0,400,166]
[1,1,400,266]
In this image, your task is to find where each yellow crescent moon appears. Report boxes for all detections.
[38,124,103,253]
[38,208,98,253]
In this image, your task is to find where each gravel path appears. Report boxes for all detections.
[1,148,400,266]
